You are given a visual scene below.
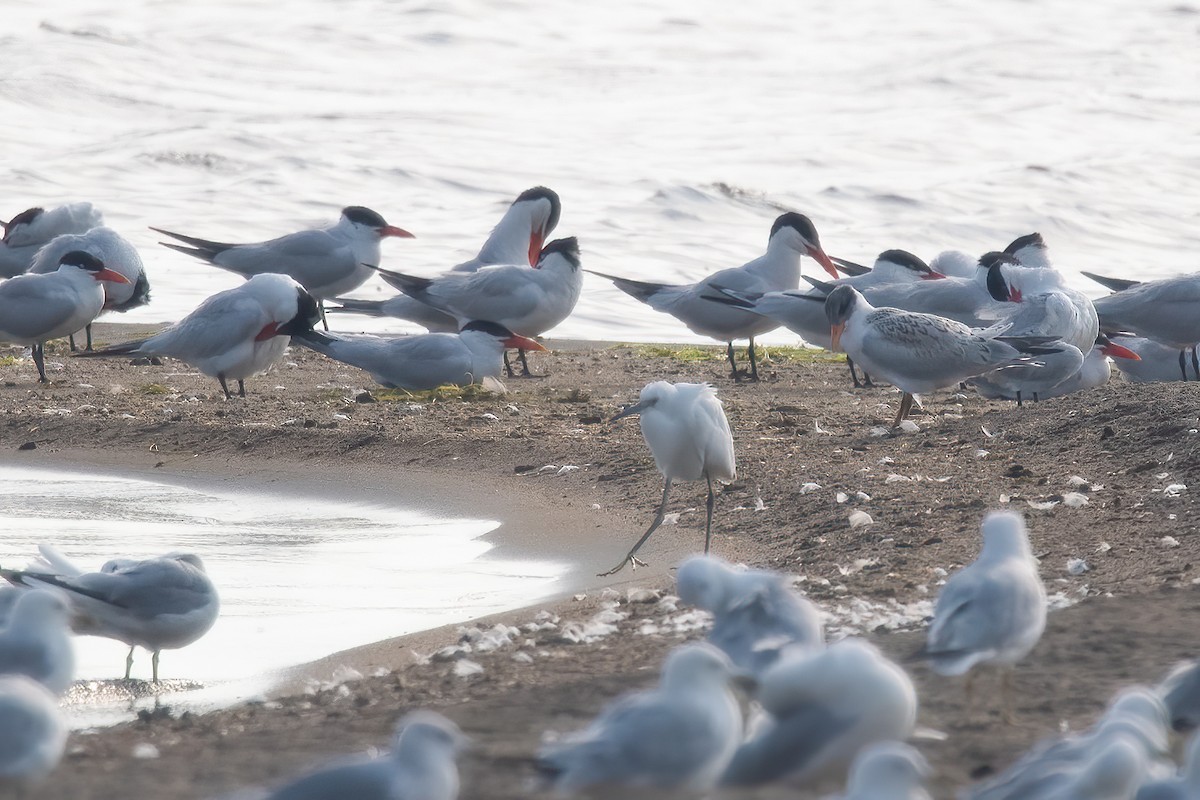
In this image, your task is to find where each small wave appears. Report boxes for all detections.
[38,21,138,46]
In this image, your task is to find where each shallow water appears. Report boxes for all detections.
[0,464,565,722]
[2,0,1199,344]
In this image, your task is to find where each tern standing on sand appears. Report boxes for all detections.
[601,381,735,576]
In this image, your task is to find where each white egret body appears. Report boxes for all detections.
[602,381,735,575]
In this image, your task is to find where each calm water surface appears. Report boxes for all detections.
[2,0,1198,343]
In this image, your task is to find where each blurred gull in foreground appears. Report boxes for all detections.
[721,638,917,788]
[266,711,465,800]
[832,741,932,800]
[914,511,1046,722]
[0,591,74,696]
[537,642,744,794]
[0,675,67,787]
[676,554,823,675]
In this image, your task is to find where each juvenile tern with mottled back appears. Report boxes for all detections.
[822,284,1052,426]
[1,551,219,683]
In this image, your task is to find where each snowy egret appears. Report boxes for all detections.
[600,381,736,576]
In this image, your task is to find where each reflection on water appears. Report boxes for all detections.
[0,464,565,723]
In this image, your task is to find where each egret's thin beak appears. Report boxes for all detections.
[379,225,415,239]
[504,334,547,352]
[830,321,846,353]
[95,269,132,285]
[810,246,840,279]
[610,399,650,424]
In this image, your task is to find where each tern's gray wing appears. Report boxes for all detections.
[66,560,215,620]
[720,704,853,786]
[0,274,89,340]
[139,289,270,360]
[429,266,543,322]
[268,756,392,800]
[214,230,355,286]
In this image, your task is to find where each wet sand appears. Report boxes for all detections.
[1,324,1198,798]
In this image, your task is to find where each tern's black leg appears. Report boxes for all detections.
[518,348,533,377]
[69,334,78,353]
[862,370,875,388]
[599,478,673,576]
[152,650,160,683]
[847,358,863,388]
[237,379,246,397]
[32,343,47,383]
[748,337,760,382]
[1191,347,1199,381]
[892,392,914,427]
[125,646,135,680]
[217,374,233,400]
[1017,390,1023,408]
[1180,350,1189,381]
[1034,392,1040,403]
[726,342,740,381]
[319,299,329,331]
[85,324,94,351]
[704,474,716,554]
[503,351,516,378]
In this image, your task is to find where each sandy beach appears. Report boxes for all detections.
[1,323,1198,799]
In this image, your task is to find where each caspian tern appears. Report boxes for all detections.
[589,213,838,381]
[0,202,103,278]
[28,227,151,350]
[151,206,413,328]
[0,251,131,382]
[76,273,320,399]
[981,253,1099,354]
[927,232,1051,280]
[973,334,1140,404]
[1,551,218,683]
[708,249,943,387]
[293,321,547,392]
[369,237,581,376]
[1107,334,1199,383]
[822,285,1052,426]
[1082,271,1200,381]
[332,186,562,332]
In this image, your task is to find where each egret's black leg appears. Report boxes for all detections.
[599,478,673,576]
